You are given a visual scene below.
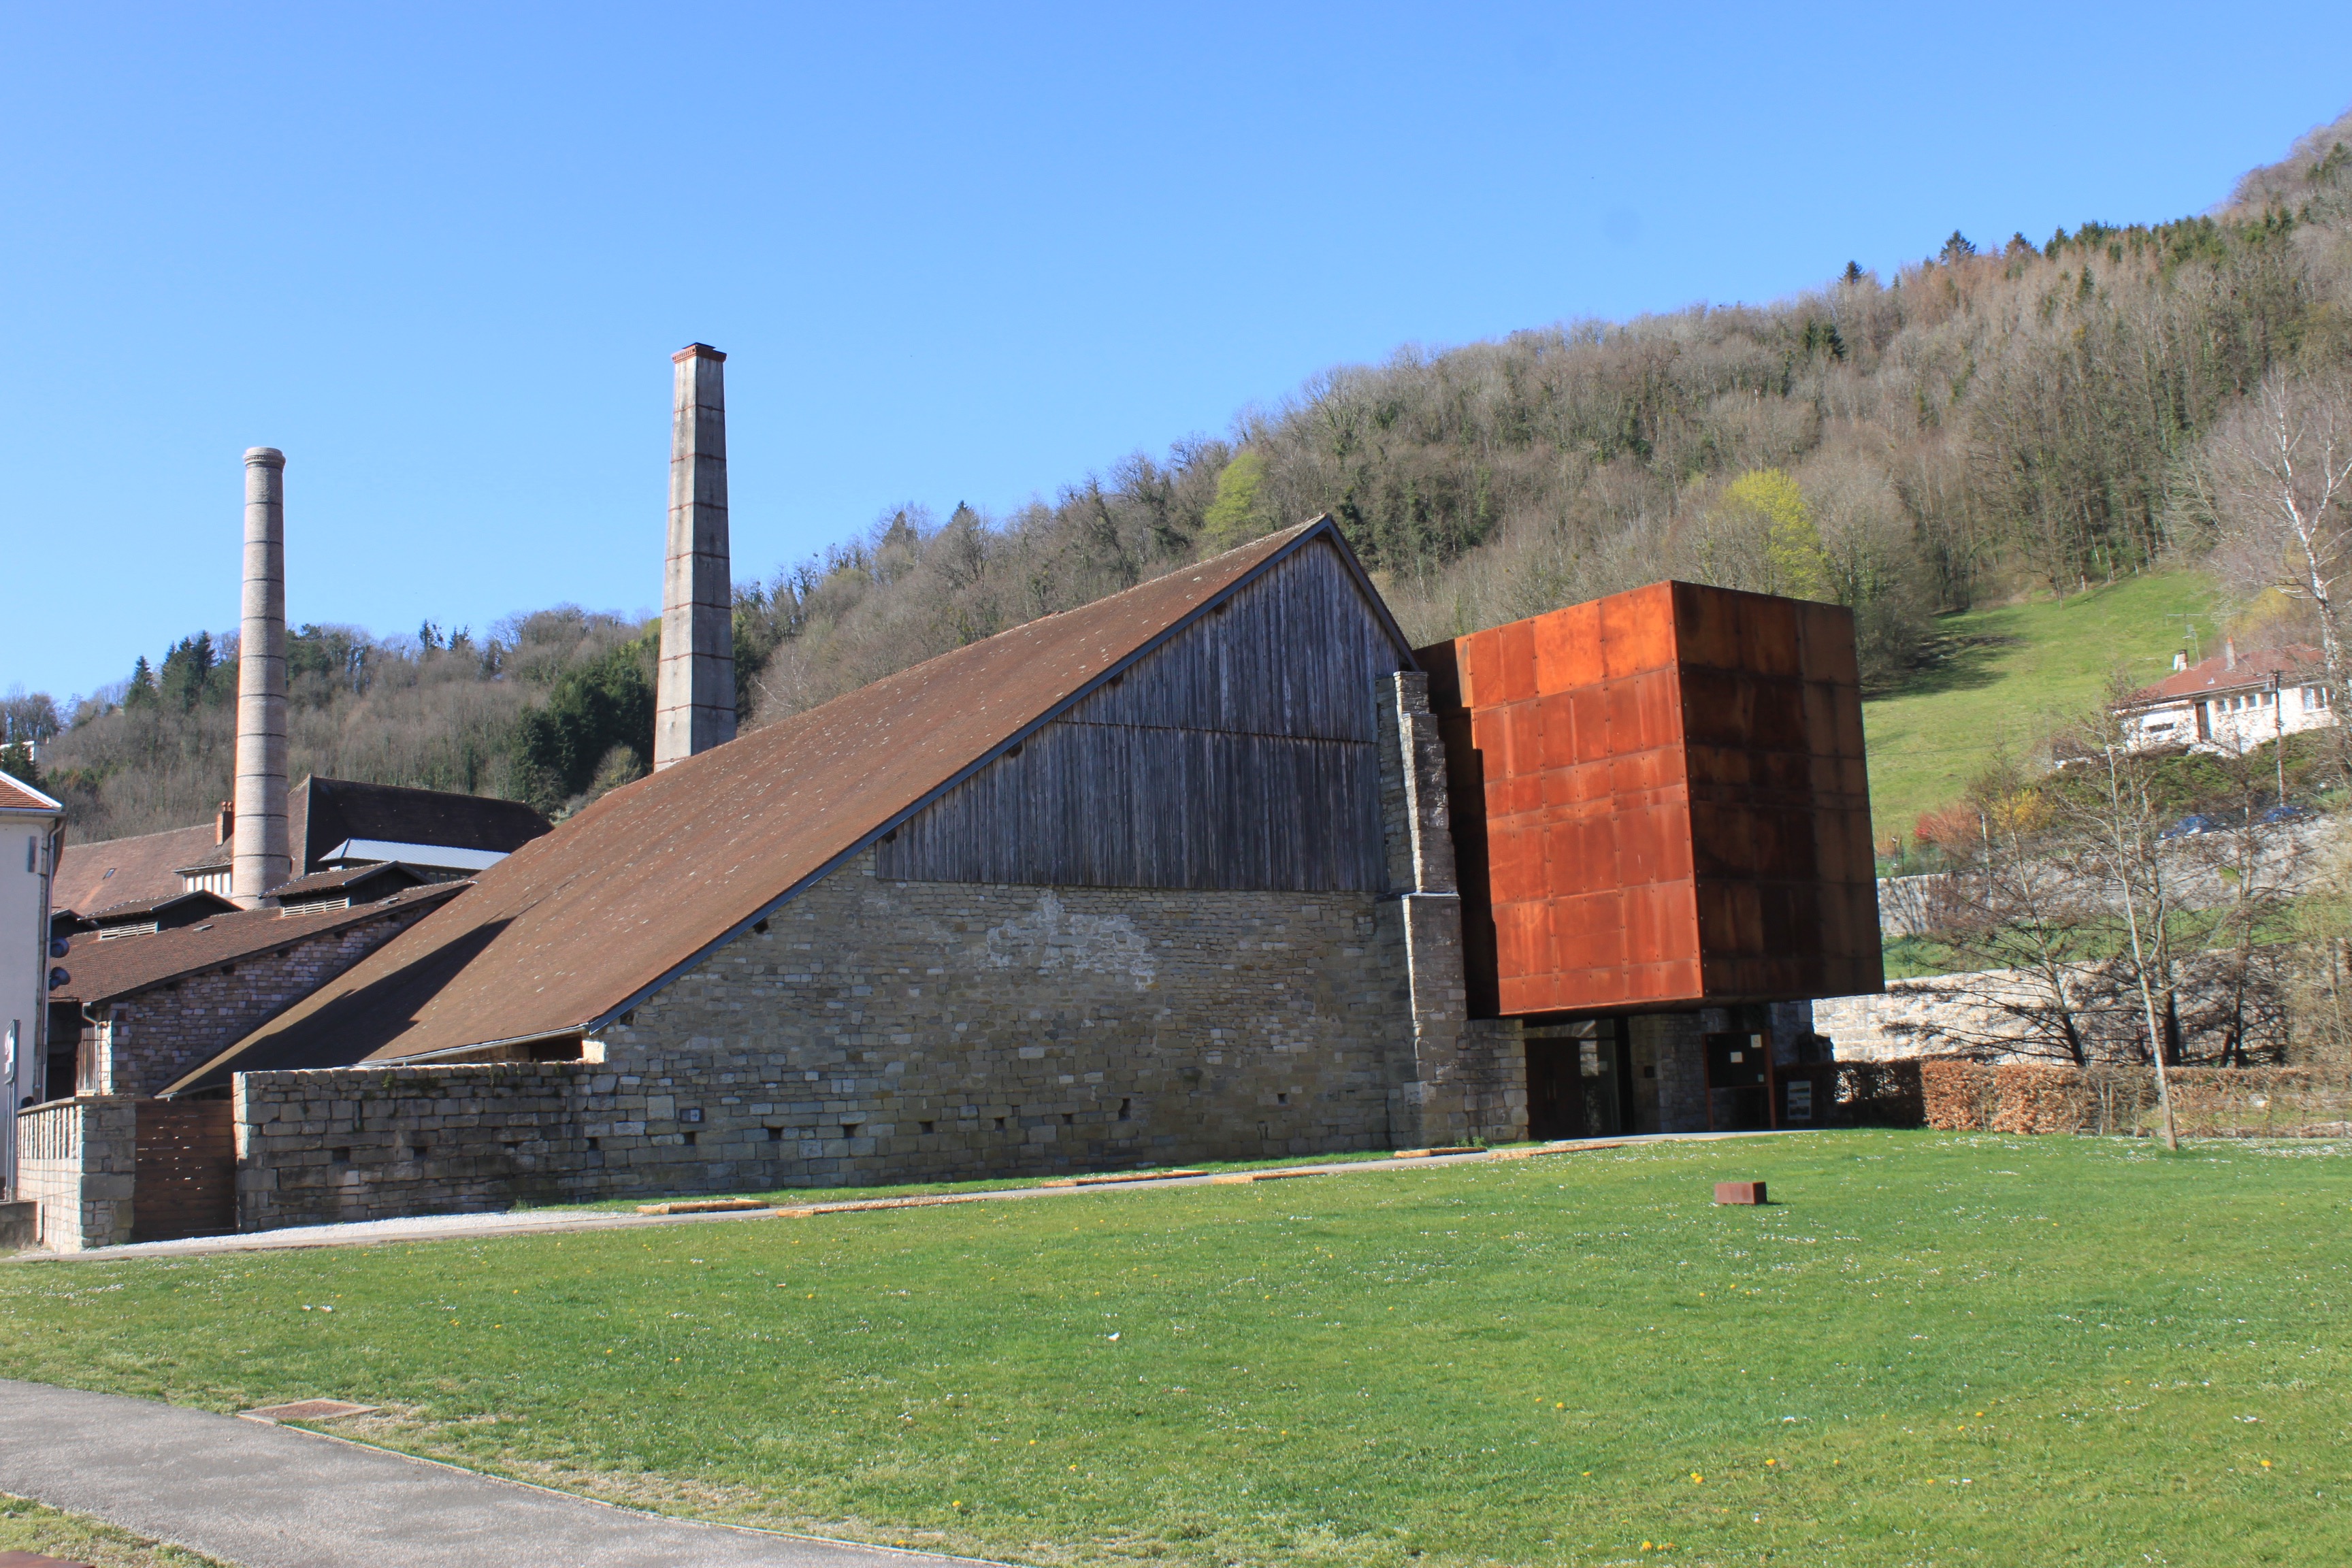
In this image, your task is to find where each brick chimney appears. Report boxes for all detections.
[215,800,233,845]
[654,344,736,769]
[231,448,291,906]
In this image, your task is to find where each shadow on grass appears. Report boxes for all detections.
[1874,626,2029,700]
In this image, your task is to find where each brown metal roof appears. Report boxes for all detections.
[48,883,471,1008]
[54,823,223,916]
[170,521,1367,1093]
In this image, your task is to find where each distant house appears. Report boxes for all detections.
[2121,642,2335,753]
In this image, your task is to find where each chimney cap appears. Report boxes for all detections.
[671,343,726,364]
[244,446,286,467]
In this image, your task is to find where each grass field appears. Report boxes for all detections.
[3,1130,2345,1567]
[0,1492,225,1567]
[1865,572,2217,850]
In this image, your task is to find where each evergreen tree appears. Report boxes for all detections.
[124,655,158,711]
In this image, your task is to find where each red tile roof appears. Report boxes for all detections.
[2132,644,2325,704]
[172,521,1386,1091]
[0,772,63,812]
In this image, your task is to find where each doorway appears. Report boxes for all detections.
[1526,1019,1631,1141]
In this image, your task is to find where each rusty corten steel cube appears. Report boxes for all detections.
[1714,1180,1769,1205]
[1419,581,1882,1018]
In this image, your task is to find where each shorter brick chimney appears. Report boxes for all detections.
[215,801,233,845]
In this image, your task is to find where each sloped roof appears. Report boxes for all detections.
[174,521,1403,1090]
[267,862,428,900]
[297,776,551,868]
[50,883,470,1008]
[54,823,222,916]
[2131,644,2325,704]
[85,889,238,925]
[0,771,63,813]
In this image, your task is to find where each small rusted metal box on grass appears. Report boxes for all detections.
[1714,1180,1768,1205]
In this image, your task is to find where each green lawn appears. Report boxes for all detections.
[1865,572,2217,849]
[0,1493,226,1567]
[4,1130,2346,1567]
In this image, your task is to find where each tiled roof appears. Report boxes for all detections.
[2132,644,2326,704]
[0,771,63,813]
[266,862,426,900]
[54,823,223,916]
[172,521,1388,1090]
[84,889,238,924]
[49,883,471,1008]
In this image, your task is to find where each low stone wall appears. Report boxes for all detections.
[235,1064,600,1232]
[13,1098,136,1251]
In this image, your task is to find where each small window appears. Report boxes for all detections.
[919,1120,935,1134]
[994,1116,1007,1131]
[331,1147,352,1164]
[683,1130,698,1146]
[766,1126,783,1141]
[1062,1111,1075,1125]
[841,1123,860,1138]
[1117,1097,1132,1122]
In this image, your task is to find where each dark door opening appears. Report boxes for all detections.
[1526,1020,1628,1140]
[1704,1031,1774,1131]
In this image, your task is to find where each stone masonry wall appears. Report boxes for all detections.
[235,1064,593,1230]
[233,852,1435,1223]
[13,1098,135,1251]
[588,853,1416,1195]
[98,904,443,1099]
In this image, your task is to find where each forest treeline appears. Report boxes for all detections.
[12,108,2352,844]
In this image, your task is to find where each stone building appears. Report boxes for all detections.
[16,345,1880,1247]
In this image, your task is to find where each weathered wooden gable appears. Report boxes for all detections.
[876,535,1410,891]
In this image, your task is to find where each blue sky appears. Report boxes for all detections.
[5,2,2349,701]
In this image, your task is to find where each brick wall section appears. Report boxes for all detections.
[94,904,445,1099]
[13,1098,136,1250]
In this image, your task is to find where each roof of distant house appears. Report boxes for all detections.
[0,771,63,813]
[50,882,471,1008]
[171,520,1407,1093]
[54,823,223,915]
[2129,644,2327,705]
[57,778,552,914]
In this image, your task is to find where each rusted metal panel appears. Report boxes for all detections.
[1422,578,1882,1017]
[133,1098,235,1242]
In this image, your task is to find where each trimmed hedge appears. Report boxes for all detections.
[1902,1060,2345,1137]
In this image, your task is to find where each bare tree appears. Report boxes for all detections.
[2206,370,2352,776]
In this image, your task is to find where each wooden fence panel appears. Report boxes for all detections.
[133,1100,235,1242]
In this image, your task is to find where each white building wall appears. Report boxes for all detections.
[2,780,67,1198]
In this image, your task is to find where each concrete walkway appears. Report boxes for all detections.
[15,1129,1800,1264]
[0,1379,987,1568]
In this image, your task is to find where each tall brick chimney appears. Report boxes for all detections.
[655,344,736,769]
[231,447,291,906]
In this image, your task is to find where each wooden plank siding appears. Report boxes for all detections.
[877,538,1411,892]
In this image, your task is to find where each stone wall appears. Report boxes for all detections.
[91,903,445,1098]
[13,1098,135,1251]
[235,1063,595,1230]
[233,848,1486,1222]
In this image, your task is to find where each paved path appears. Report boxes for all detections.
[15,1129,1800,1264]
[0,1379,985,1568]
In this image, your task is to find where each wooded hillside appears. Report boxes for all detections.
[13,107,2351,845]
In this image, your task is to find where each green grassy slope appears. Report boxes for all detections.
[1864,571,2218,848]
[2,1131,2345,1567]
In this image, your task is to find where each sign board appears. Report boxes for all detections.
[1785,1080,1812,1122]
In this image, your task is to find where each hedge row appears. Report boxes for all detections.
[1908,1060,2349,1137]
